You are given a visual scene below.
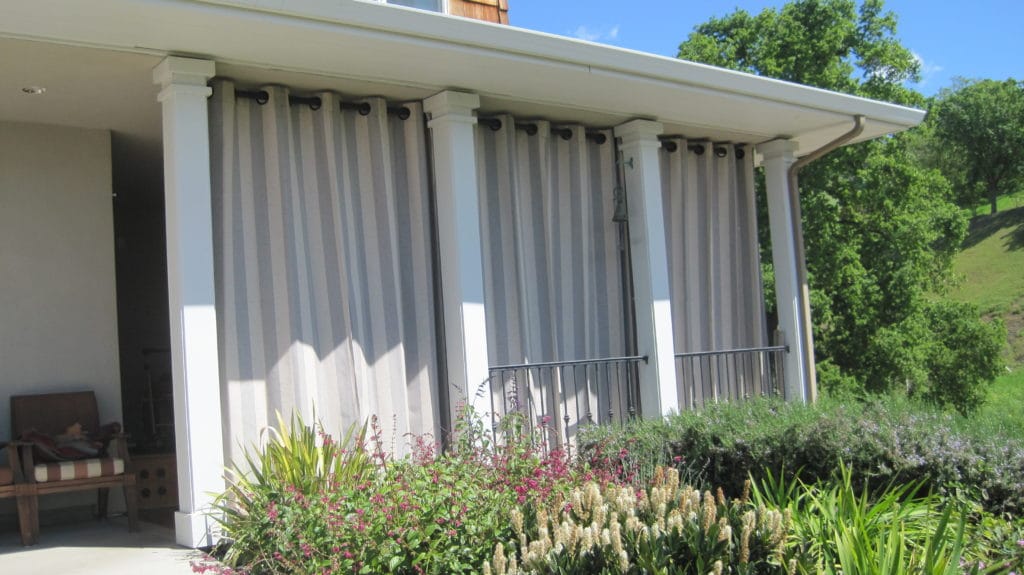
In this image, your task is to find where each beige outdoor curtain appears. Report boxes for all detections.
[660,139,768,407]
[209,81,440,463]
[476,117,628,438]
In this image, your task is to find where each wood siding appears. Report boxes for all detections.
[449,0,508,24]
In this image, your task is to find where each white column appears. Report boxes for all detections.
[758,139,808,402]
[614,120,679,417]
[153,56,226,548]
[423,91,491,425]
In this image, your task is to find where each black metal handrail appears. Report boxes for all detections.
[674,345,787,408]
[484,355,647,450]
[675,345,788,358]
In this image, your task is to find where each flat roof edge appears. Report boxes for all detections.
[192,0,926,129]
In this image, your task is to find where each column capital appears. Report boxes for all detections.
[153,56,216,89]
[423,90,480,122]
[614,119,664,146]
[757,139,799,161]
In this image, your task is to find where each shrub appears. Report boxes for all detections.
[578,397,1024,516]
[919,300,1005,415]
[210,405,1024,574]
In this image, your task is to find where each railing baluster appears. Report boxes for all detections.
[670,345,790,408]
[622,361,629,419]
[604,360,612,423]
[483,355,650,452]
[490,371,499,443]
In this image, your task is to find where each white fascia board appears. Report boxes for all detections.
[0,0,925,142]
[192,0,925,129]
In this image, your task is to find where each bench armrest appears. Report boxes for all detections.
[107,433,132,466]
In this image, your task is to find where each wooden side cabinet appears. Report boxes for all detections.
[132,454,178,510]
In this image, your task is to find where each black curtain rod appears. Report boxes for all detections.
[657,136,746,158]
[477,117,608,144]
[234,89,412,120]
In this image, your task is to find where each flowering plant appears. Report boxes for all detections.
[487,467,798,575]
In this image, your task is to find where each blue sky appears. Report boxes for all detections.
[507,1,1022,96]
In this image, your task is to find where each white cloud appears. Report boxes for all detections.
[912,51,944,85]
[570,24,621,43]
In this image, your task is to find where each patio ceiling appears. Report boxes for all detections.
[0,0,925,176]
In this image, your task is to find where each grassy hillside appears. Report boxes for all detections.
[950,202,1024,363]
[949,196,1024,435]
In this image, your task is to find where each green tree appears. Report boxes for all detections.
[678,0,1004,412]
[677,0,921,105]
[930,78,1024,214]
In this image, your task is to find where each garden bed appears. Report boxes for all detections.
[207,401,1024,574]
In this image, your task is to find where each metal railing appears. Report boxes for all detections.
[484,355,646,449]
[674,345,787,409]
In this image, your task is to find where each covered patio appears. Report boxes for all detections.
[0,0,923,550]
[0,516,200,574]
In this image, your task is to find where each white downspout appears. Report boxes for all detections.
[786,115,866,402]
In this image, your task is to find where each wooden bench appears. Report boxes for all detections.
[10,391,139,545]
[0,441,34,545]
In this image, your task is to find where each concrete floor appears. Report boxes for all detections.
[0,516,211,575]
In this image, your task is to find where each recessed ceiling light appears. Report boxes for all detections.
[21,86,46,95]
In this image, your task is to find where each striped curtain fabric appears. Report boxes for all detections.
[660,139,768,407]
[475,117,628,439]
[209,81,440,463]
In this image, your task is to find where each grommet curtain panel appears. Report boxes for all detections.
[660,140,768,407]
[476,117,627,435]
[209,81,440,463]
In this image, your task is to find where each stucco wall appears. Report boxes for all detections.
[0,121,122,444]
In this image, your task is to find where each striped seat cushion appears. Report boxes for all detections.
[34,457,125,483]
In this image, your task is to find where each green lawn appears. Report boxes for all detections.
[949,204,1024,315]
[971,368,1024,440]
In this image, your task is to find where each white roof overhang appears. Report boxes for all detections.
[0,0,924,156]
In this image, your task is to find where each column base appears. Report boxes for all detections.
[175,509,219,548]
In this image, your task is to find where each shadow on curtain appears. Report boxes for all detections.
[209,81,439,462]
[660,139,768,408]
[475,116,627,444]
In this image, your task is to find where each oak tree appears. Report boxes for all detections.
[678,0,1003,412]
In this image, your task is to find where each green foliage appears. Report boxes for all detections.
[213,407,1024,574]
[213,412,375,571]
[578,398,1024,517]
[804,143,997,412]
[930,78,1024,214]
[678,0,1004,411]
[918,300,1005,414]
[677,0,922,105]
[751,465,989,574]
[213,410,582,574]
